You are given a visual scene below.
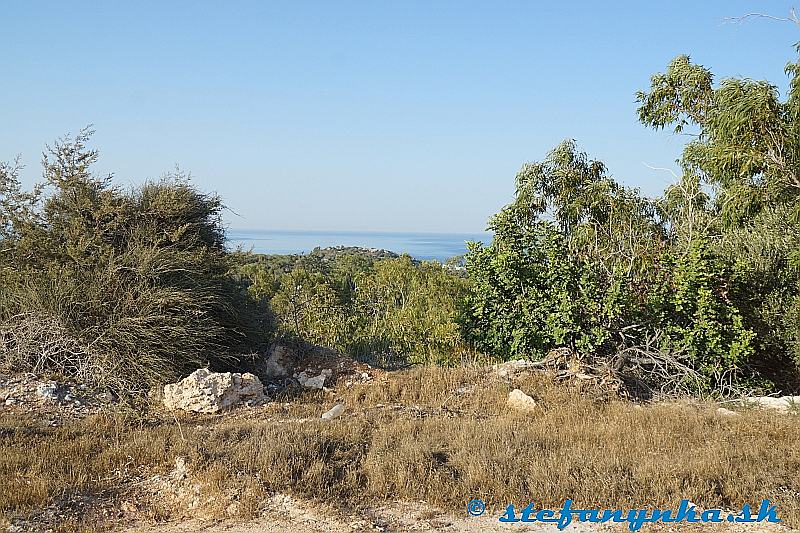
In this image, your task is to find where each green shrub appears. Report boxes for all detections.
[351,256,469,365]
[462,141,656,364]
[462,216,627,360]
[0,130,272,391]
[463,141,763,394]
[647,242,755,390]
[714,206,800,373]
[238,253,470,366]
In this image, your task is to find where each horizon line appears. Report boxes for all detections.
[225,227,494,237]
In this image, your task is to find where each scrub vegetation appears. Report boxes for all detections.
[2,40,800,533]
[6,49,800,396]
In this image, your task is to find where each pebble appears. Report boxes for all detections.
[321,403,345,420]
[717,407,741,417]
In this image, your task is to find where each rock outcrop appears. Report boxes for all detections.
[740,396,800,414]
[261,343,296,379]
[163,369,266,413]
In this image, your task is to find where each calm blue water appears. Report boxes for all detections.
[227,229,492,262]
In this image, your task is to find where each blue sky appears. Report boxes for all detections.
[3,1,800,233]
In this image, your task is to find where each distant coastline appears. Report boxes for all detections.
[226,228,492,262]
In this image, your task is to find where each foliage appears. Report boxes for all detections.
[647,241,755,389]
[463,216,625,361]
[464,141,657,360]
[238,253,470,366]
[637,52,800,227]
[638,49,800,385]
[0,130,272,391]
[463,140,760,393]
[512,139,666,279]
[715,205,800,375]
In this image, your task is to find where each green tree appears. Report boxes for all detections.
[638,51,800,379]
[464,140,759,393]
[637,53,800,227]
[464,141,657,362]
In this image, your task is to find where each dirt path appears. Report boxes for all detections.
[119,495,796,533]
[119,494,597,532]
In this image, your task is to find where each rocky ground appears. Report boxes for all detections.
[2,347,800,533]
[0,373,114,422]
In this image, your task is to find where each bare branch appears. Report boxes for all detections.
[723,9,800,26]
[642,162,680,180]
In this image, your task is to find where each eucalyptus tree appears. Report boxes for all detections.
[638,51,800,378]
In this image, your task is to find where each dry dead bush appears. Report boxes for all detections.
[1,366,798,530]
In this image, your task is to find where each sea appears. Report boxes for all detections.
[226,229,493,262]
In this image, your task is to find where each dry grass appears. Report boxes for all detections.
[1,366,799,531]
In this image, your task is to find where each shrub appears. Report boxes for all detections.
[462,216,627,360]
[647,241,756,391]
[463,141,762,394]
[351,256,469,365]
[238,253,470,366]
[0,130,272,391]
[714,205,800,381]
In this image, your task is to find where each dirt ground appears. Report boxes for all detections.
[3,363,800,533]
[119,494,798,533]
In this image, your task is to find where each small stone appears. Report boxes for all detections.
[97,392,114,403]
[716,407,740,417]
[296,368,332,389]
[321,403,345,420]
[36,382,59,401]
[506,389,537,411]
[171,457,188,481]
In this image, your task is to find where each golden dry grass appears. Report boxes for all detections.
[1,366,799,531]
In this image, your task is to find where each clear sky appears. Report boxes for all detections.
[3,1,800,233]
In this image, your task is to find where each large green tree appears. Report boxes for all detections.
[638,51,800,382]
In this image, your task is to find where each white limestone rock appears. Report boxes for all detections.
[321,403,345,420]
[163,368,266,413]
[507,388,537,411]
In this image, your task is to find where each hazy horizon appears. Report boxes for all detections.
[4,1,800,233]
[226,227,492,260]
